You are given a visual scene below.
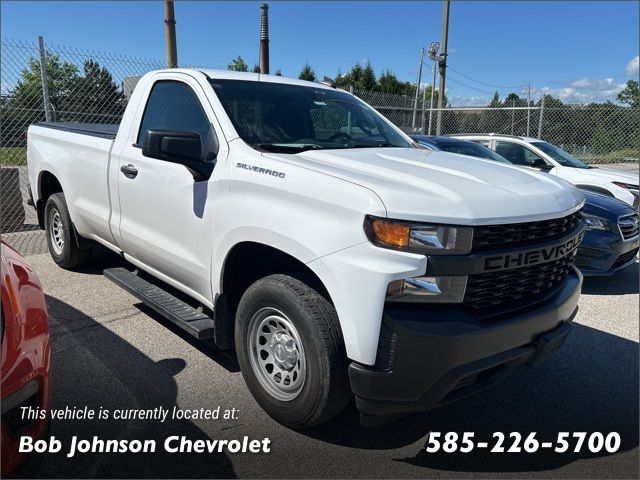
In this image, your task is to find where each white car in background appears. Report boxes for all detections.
[456,134,639,208]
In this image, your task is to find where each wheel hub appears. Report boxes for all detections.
[49,208,64,255]
[247,308,306,402]
[270,332,298,370]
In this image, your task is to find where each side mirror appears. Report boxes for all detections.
[142,129,214,181]
[531,158,552,171]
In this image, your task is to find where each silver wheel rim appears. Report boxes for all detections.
[247,307,306,402]
[48,208,64,255]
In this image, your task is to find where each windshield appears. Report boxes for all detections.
[530,141,590,169]
[436,140,510,163]
[209,79,413,152]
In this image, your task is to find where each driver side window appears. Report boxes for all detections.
[137,81,217,160]
[494,141,542,166]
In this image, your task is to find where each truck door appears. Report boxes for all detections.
[115,75,225,306]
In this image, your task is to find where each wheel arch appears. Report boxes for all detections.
[36,170,64,228]
[212,241,336,351]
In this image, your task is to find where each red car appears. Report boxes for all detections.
[1,241,51,475]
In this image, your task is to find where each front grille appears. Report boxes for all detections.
[464,255,575,311]
[612,248,639,268]
[472,210,583,252]
[618,214,639,241]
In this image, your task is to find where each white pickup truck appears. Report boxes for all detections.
[28,69,585,428]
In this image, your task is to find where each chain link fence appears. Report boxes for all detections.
[1,38,638,255]
[1,38,165,254]
[354,88,640,172]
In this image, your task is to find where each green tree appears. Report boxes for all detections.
[252,64,261,73]
[9,53,79,114]
[617,80,639,108]
[377,70,401,93]
[227,56,249,72]
[349,63,363,87]
[298,62,316,81]
[70,60,124,123]
[361,62,376,90]
[478,92,508,133]
[2,53,79,146]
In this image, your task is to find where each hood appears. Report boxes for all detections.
[263,147,584,225]
[582,190,635,221]
[579,167,639,185]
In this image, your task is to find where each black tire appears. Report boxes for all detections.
[235,273,352,429]
[44,192,92,269]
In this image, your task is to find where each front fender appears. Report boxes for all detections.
[307,243,426,365]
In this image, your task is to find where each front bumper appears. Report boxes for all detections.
[349,267,582,426]
[576,229,639,276]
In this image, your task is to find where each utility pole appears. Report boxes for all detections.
[420,73,428,133]
[259,3,270,74]
[526,83,531,136]
[38,36,53,122]
[164,0,178,68]
[412,48,425,129]
[436,0,450,135]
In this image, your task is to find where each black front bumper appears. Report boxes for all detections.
[350,268,582,426]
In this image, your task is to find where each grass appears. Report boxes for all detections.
[0,147,27,167]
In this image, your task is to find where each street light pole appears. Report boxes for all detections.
[164,0,178,68]
[426,41,443,136]
[428,59,437,135]
[436,0,450,135]
[412,48,425,129]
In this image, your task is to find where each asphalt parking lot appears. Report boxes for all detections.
[12,245,639,479]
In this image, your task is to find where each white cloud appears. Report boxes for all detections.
[625,56,639,76]
[532,77,626,104]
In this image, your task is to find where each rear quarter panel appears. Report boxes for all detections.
[28,125,116,245]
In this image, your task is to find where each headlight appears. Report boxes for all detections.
[583,214,611,231]
[386,276,467,303]
[364,216,473,255]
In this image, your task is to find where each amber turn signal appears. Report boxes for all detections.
[371,219,410,248]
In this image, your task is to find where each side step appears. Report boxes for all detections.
[104,267,214,339]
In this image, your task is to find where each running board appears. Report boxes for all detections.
[104,267,215,339]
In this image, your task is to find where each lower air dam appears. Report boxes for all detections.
[63,435,271,457]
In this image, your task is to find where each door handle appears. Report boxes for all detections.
[120,164,138,178]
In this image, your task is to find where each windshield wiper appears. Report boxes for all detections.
[349,142,395,148]
[255,143,323,153]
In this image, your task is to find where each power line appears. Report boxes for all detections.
[446,74,497,95]
[447,65,526,90]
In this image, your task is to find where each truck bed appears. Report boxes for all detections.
[34,122,119,140]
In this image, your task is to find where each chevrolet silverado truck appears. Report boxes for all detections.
[27,69,585,428]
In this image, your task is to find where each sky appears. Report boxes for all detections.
[1,1,639,104]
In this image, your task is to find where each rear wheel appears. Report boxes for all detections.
[235,274,352,429]
[44,193,92,269]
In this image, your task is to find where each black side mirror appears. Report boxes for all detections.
[531,158,552,171]
[142,129,214,181]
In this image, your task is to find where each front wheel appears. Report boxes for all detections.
[235,274,352,429]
